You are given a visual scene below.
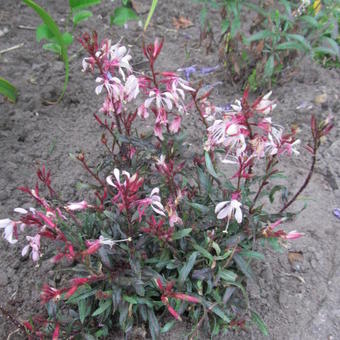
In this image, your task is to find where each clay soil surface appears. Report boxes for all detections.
[0,1,339,339]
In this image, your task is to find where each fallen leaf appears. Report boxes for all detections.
[172,16,193,30]
[288,251,303,265]
[314,93,327,105]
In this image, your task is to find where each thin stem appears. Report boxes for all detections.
[279,139,318,213]
[191,92,209,129]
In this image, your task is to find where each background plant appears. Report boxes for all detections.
[196,0,339,90]
[0,32,333,339]
[22,0,140,101]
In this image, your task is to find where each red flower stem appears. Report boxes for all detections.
[279,138,318,213]
[0,305,26,334]
[191,92,209,129]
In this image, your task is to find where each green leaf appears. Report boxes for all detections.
[23,0,69,101]
[286,34,311,51]
[0,77,17,102]
[144,0,158,32]
[72,9,93,26]
[251,310,269,336]
[179,251,198,285]
[92,299,112,316]
[264,55,274,79]
[299,15,319,28]
[219,268,237,282]
[230,16,240,38]
[43,42,61,54]
[221,19,229,35]
[172,228,192,240]
[205,152,218,179]
[321,37,340,57]
[187,202,210,214]
[147,308,160,340]
[269,185,284,203]
[246,30,273,43]
[209,304,231,323]
[239,250,265,261]
[36,23,54,42]
[160,320,175,333]
[313,46,339,57]
[62,32,73,46]
[275,41,305,51]
[69,0,101,11]
[233,253,256,281]
[110,6,139,26]
[192,243,214,262]
[123,295,137,304]
[78,299,91,324]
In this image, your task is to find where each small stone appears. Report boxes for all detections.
[314,93,328,105]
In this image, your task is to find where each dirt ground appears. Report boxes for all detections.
[0,1,339,339]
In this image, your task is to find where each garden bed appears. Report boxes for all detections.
[0,0,339,339]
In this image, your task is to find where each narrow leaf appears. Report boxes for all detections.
[264,55,274,79]
[0,77,17,102]
[179,251,198,284]
[218,268,237,282]
[172,228,192,241]
[69,0,101,11]
[251,310,269,336]
[233,253,256,281]
[144,0,158,32]
[92,299,112,316]
[239,250,265,261]
[23,0,69,101]
[187,202,210,214]
[110,7,138,26]
[246,30,273,43]
[192,243,214,262]
[275,41,305,51]
[205,152,218,179]
[72,9,93,26]
[160,320,175,333]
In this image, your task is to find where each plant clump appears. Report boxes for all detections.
[0,31,333,339]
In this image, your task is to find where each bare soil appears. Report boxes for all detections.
[0,1,339,339]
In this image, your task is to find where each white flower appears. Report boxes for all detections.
[65,200,89,211]
[124,75,139,102]
[0,218,17,244]
[254,91,277,115]
[149,187,166,216]
[215,199,243,233]
[22,234,41,261]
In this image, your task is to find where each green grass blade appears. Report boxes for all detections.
[144,0,158,32]
[69,0,101,11]
[0,77,18,102]
[23,0,69,102]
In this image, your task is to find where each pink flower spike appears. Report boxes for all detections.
[65,200,89,211]
[173,293,200,303]
[167,304,182,321]
[52,323,60,340]
[286,230,304,240]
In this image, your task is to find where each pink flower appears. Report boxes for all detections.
[22,234,41,261]
[169,116,181,133]
[285,230,304,240]
[0,218,17,244]
[65,200,89,211]
[136,187,166,221]
[253,91,277,115]
[166,202,183,227]
[137,103,149,119]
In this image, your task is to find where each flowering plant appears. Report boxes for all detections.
[0,32,333,339]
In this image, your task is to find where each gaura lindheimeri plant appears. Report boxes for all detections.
[0,32,333,339]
